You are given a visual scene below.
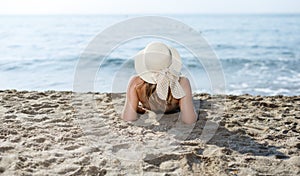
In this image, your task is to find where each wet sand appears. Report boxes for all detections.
[0,90,299,175]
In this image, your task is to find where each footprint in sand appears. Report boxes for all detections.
[64,145,81,151]
[112,143,130,153]
[0,146,15,152]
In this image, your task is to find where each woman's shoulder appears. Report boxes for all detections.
[179,76,190,84]
[179,76,191,89]
[128,75,145,87]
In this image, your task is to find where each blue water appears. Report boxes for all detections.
[0,14,299,95]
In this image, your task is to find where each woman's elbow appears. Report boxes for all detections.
[182,118,197,125]
[121,112,137,122]
[122,116,136,122]
[181,113,197,124]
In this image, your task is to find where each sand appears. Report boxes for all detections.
[0,89,299,175]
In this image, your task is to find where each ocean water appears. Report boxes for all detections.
[0,14,299,95]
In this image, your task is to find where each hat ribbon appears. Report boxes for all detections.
[153,68,186,100]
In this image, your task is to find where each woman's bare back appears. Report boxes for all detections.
[135,77,180,113]
[122,75,197,124]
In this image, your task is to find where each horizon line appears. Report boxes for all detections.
[0,12,300,16]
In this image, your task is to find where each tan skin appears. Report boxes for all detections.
[121,75,197,124]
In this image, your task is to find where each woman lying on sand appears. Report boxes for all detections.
[122,42,197,124]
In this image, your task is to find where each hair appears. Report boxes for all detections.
[145,82,173,105]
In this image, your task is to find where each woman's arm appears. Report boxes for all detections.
[121,76,140,121]
[179,77,197,124]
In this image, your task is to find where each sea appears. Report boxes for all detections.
[0,14,299,95]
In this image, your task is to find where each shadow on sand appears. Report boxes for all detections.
[136,97,289,159]
[190,98,289,159]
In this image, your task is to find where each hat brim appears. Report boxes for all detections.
[134,46,182,84]
[134,49,155,84]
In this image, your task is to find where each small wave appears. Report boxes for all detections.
[281,51,295,56]
[250,45,259,49]
[254,88,290,96]
[100,58,126,68]
[2,65,21,71]
[7,44,22,48]
[215,44,236,50]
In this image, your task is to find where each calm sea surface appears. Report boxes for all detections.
[0,14,299,95]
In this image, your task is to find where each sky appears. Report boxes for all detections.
[0,0,299,15]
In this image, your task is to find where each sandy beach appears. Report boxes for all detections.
[0,90,299,175]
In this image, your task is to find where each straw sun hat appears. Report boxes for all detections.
[134,42,186,100]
